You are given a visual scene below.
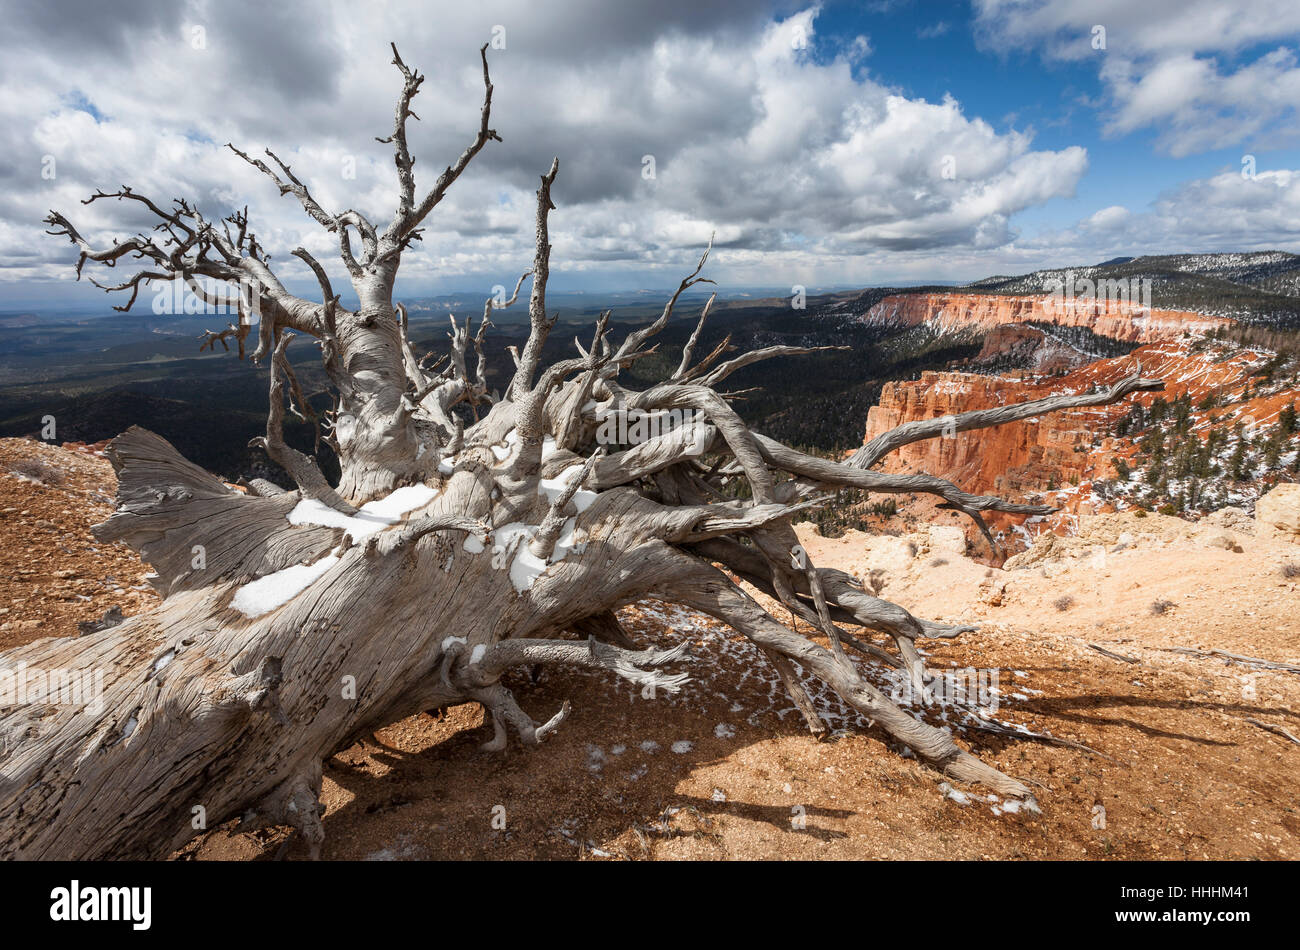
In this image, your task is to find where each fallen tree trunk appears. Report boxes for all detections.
[0,430,704,858]
[0,420,1035,858]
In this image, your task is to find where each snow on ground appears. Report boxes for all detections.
[619,598,1040,749]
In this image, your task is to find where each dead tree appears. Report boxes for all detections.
[0,44,1162,858]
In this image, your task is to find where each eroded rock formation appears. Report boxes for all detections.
[858,292,1230,343]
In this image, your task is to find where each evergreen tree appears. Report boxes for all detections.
[1280,401,1297,435]
[1230,428,1249,481]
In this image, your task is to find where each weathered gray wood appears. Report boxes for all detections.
[1158,647,1300,673]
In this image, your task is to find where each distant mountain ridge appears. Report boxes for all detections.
[965,251,1300,327]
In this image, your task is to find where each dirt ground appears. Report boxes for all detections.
[2,437,1298,860]
[0,438,159,652]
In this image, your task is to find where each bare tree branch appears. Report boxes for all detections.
[252,333,357,514]
[508,158,559,401]
[383,43,502,248]
[674,291,716,380]
[612,233,715,363]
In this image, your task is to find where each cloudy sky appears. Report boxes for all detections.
[2,0,1299,309]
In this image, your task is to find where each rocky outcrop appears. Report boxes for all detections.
[968,324,1089,373]
[862,370,1097,493]
[1256,483,1300,540]
[859,292,1230,344]
[861,338,1299,550]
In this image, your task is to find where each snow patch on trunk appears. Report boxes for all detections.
[231,554,341,618]
[287,484,438,541]
[538,464,599,512]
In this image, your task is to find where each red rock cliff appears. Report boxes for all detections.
[863,339,1293,540]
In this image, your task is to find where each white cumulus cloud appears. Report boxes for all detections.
[973,0,1300,156]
